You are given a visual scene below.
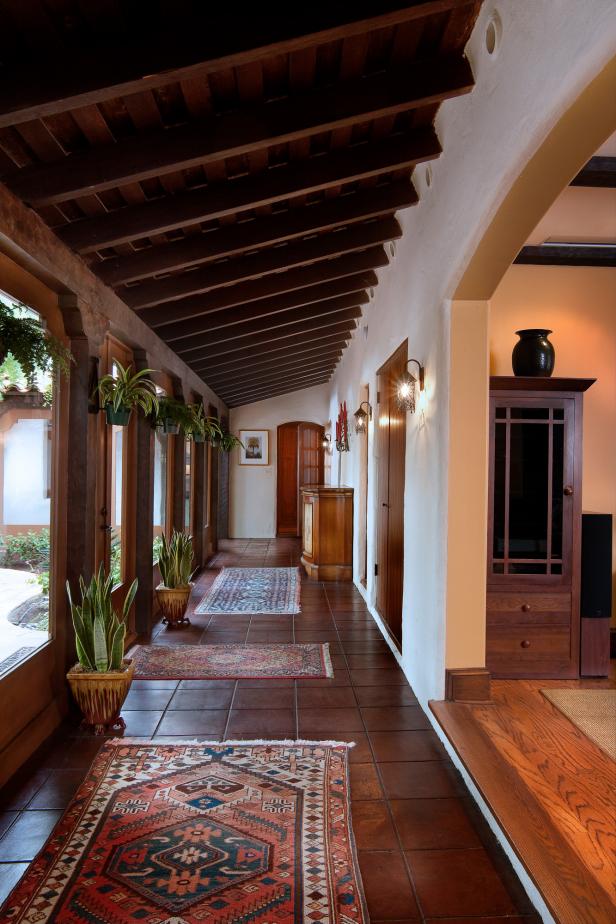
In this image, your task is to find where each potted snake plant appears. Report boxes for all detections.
[155,531,195,628]
[94,362,158,426]
[66,565,137,734]
[185,403,224,443]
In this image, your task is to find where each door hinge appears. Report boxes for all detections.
[374,563,378,577]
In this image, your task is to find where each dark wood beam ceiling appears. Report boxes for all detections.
[96,180,415,286]
[570,156,616,188]
[225,376,333,408]
[0,1,483,405]
[123,217,400,309]
[515,245,616,267]
[5,57,473,205]
[0,3,470,128]
[141,249,387,329]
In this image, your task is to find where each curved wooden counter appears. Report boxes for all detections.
[300,485,353,581]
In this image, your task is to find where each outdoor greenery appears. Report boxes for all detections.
[0,301,73,385]
[156,531,194,588]
[152,534,164,565]
[66,564,137,672]
[1,529,50,570]
[95,362,159,415]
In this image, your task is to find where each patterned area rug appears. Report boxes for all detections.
[2,739,368,923]
[131,643,333,680]
[542,688,616,760]
[195,567,301,615]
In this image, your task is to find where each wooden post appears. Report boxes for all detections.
[133,349,154,633]
[171,377,185,531]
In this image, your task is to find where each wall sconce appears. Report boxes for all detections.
[353,401,372,433]
[322,434,332,450]
[395,359,425,413]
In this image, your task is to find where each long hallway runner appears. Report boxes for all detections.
[195,567,301,614]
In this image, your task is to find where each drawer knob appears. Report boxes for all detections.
[521,639,531,648]
[521,603,531,612]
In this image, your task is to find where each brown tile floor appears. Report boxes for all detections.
[0,539,539,921]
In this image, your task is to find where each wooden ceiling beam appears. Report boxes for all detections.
[0,3,471,128]
[169,300,363,351]
[570,156,616,188]
[7,58,473,205]
[221,372,334,403]
[179,317,356,363]
[224,376,332,407]
[142,249,386,328]
[175,307,361,357]
[190,333,351,375]
[207,349,343,386]
[125,217,399,309]
[217,358,338,391]
[165,291,368,345]
[97,181,415,286]
[158,273,374,340]
[59,129,440,253]
[514,245,616,267]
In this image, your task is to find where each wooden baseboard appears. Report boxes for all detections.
[445,667,492,703]
[0,697,66,790]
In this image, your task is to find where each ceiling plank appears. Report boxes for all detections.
[59,129,440,253]
[224,376,332,406]
[124,217,400,309]
[514,245,616,267]
[190,333,352,375]
[175,307,361,357]
[570,156,616,188]
[141,248,386,328]
[97,180,415,286]
[209,358,341,392]
[165,291,368,344]
[7,57,473,205]
[181,317,356,363]
[220,371,337,403]
[0,3,471,128]
[207,349,343,386]
[157,273,374,340]
[168,300,363,350]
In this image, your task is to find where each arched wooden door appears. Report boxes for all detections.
[276,422,324,537]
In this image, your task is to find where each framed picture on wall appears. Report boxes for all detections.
[239,430,269,465]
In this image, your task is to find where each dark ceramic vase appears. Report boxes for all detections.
[512,329,555,377]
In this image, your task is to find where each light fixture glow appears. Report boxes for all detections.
[395,359,425,413]
[353,400,372,434]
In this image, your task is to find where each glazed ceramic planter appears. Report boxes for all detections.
[67,658,134,734]
[512,329,555,377]
[104,404,132,426]
[156,583,192,628]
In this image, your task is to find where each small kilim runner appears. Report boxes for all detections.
[195,566,301,614]
[1,739,368,923]
[131,642,333,680]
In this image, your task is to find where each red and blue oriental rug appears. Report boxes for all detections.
[1,739,368,923]
[131,642,333,680]
[195,567,301,615]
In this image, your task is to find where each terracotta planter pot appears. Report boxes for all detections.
[156,583,192,628]
[66,658,134,734]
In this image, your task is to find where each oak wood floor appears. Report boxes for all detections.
[431,672,616,924]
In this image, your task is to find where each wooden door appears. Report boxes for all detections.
[277,422,324,537]
[375,342,407,648]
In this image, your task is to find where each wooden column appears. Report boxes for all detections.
[191,440,204,568]
[208,403,219,559]
[217,414,230,540]
[171,378,185,531]
[133,349,154,633]
[59,296,98,666]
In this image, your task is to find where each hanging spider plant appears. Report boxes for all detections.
[185,403,224,443]
[155,396,192,435]
[94,362,159,426]
[215,430,244,452]
[0,300,73,391]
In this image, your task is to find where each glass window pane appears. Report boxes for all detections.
[0,391,53,673]
[509,422,548,560]
[495,407,506,419]
[493,422,506,560]
[184,439,192,531]
[110,425,123,587]
[551,422,564,559]
[554,408,564,420]
[510,407,549,419]
[509,562,548,574]
[153,429,167,562]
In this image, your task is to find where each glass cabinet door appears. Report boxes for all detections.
[489,398,574,583]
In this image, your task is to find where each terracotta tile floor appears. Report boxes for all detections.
[0,539,539,920]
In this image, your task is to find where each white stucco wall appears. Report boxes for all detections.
[326,0,616,709]
[2,418,51,526]
[229,383,331,538]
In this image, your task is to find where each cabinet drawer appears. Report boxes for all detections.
[487,625,570,661]
[486,592,570,626]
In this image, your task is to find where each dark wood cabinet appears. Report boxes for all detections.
[486,377,594,678]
